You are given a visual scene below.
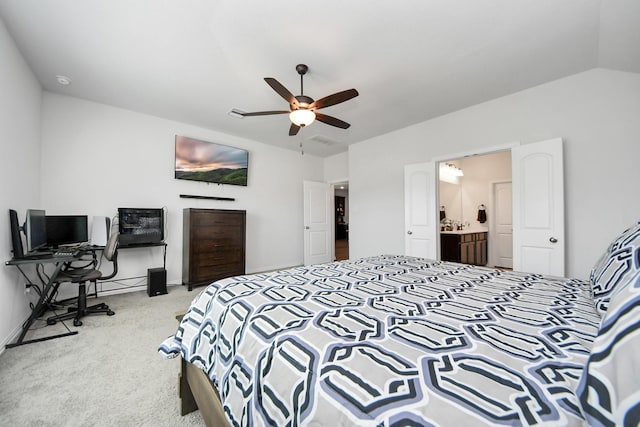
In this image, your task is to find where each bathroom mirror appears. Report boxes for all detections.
[438,151,511,230]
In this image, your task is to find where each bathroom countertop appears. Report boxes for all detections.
[440,228,488,235]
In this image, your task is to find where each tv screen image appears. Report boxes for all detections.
[118,208,164,246]
[175,135,248,186]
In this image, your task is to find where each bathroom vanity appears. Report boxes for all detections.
[440,230,488,266]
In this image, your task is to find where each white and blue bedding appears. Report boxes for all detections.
[159,250,640,426]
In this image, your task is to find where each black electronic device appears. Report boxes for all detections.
[25,209,47,253]
[9,209,25,259]
[147,267,167,297]
[118,208,164,246]
[46,215,89,248]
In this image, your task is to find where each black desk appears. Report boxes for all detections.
[5,253,83,348]
[118,241,167,269]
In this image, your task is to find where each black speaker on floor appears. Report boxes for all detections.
[147,267,167,297]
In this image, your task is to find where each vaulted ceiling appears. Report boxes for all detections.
[1,0,639,156]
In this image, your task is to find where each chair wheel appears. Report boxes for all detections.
[47,319,56,325]
[73,319,83,327]
[107,310,115,316]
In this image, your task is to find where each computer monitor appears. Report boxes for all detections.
[9,209,25,258]
[118,208,164,246]
[46,215,89,247]
[25,209,47,253]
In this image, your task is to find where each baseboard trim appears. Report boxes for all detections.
[1,320,28,355]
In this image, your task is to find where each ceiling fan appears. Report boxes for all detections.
[236,64,359,136]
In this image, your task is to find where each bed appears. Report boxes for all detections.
[159,222,640,426]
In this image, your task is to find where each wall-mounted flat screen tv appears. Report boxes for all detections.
[175,135,248,186]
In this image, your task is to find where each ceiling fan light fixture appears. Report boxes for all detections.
[240,64,358,135]
[289,109,316,127]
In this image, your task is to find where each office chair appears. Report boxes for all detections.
[47,222,119,327]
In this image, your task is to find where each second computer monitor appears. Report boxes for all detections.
[46,215,88,247]
[25,209,47,253]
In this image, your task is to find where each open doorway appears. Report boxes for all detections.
[334,182,349,261]
[438,151,512,268]
[405,139,564,275]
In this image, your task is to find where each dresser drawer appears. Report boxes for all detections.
[183,208,246,290]
[193,212,244,227]
[194,247,243,264]
[192,265,244,284]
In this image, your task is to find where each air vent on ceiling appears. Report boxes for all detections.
[308,134,339,146]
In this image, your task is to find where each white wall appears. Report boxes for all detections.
[349,68,640,280]
[39,93,324,292]
[324,151,348,183]
[0,17,43,347]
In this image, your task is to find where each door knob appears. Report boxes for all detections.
[549,237,558,243]
[407,230,413,235]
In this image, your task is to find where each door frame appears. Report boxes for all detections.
[329,177,349,262]
[431,142,519,259]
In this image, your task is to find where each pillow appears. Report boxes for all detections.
[590,221,640,316]
[578,270,640,426]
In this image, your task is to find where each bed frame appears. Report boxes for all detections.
[174,313,229,426]
[178,357,230,427]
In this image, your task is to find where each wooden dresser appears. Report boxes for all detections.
[441,231,488,266]
[182,208,246,291]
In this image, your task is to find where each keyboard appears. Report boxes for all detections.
[53,248,80,257]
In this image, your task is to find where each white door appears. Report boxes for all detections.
[492,181,513,268]
[404,162,437,259]
[512,138,565,276]
[303,180,332,266]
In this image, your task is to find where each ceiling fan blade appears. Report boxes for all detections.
[289,123,301,136]
[310,88,359,110]
[264,77,298,107]
[240,110,290,117]
[315,113,351,129]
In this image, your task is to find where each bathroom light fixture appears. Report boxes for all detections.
[439,163,464,184]
[445,163,464,176]
[289,109,316,127]
[440,163,464,176]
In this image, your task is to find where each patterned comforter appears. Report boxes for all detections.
[159,255,602,426]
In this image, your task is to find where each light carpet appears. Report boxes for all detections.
[0,286,208,427]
